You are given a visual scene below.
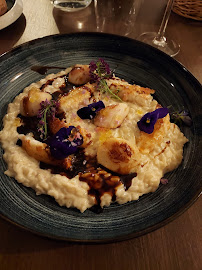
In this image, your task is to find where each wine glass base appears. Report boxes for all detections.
[137,32,180,57]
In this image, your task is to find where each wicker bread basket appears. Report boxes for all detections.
[172,0,202,21]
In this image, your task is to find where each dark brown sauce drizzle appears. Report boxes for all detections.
[31,66,67,75]
[31,65,96,100]
[31,66,79,94]
[17,115,42,141]
[40,79,54,91]
[18,113,137,213]
[33,68,95,104]
[40,150,86,178]
[18,69,138,212]
[22,97,29,115]
[60,75,75,94]
[39,74,75,95]
[39,151,137,213]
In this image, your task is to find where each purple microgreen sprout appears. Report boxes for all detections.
[89,58,112,81]
[170,110,192,127]
[48,126,83,159]
[137,107,169,134]
[37,99,59,140]
[89,58,122,101]
[77,101,105,120]
[160,178,168,185]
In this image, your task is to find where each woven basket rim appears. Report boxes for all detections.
[173,0,202,21]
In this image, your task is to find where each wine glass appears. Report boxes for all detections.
[137,0,180,57]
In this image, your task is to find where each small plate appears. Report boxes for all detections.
[0,0,23,30]
[0,33,201,242]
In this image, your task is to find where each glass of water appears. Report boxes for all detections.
[51,0,92,12]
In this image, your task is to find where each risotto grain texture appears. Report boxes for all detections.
[0,65,188,212]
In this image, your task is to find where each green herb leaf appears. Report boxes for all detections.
[98,79,122,101]
[37,99,59,140]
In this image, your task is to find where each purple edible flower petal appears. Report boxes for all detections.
[181,115,192,126]
[137,108,169,134]
[137,111,158,134]
[160,178,168,185]
[77,101,105,120]
[179,110,192,126]
[170,109,192,127]
[48,126,83,159]
[156,107,169,119]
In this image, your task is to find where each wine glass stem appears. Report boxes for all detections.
[156,0,174,41]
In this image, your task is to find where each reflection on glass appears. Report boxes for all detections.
[138,0,180,57]
[94,0,142,36]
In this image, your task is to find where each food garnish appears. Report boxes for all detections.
[77,101,105,120]
[137,108,169,134]
[170,110,192,127]
[48,126,83,159]
[89,58,122,101]
[160,178,168,185]
[37,99,59,140]
[0,61,189,213]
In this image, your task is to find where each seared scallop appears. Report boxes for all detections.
[97,138,140,174]
[20,87,52,117]
[94,103,129,129]
[68,64,90,85]
[136,114,171,154]
[106,77,155,106]
[58,83,95,114]
[21,135,72,169]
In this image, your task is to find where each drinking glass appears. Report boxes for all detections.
[138,0,180,57]
[94,0,140,36]
[51,0,92,12]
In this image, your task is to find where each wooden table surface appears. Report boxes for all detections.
[0,0,201,269]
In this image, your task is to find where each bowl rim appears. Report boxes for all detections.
[0,0,23,31]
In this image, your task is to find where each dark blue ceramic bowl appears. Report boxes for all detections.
[0,33,201,242]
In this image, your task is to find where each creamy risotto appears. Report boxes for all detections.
[0,61,188,212]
